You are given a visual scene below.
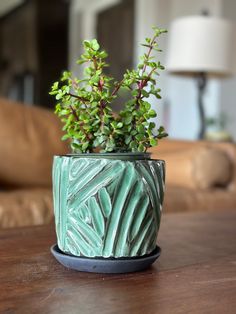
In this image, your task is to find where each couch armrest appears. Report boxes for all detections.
[149,140,235,190]
[205,141,236,191]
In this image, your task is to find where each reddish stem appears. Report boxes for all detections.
[141,36,156,75]
[68,93,89,103]
[111,79,124,97]
[69,105,79,121]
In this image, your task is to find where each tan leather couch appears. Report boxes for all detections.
[0,98,236,228]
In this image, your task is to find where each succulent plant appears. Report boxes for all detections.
[50,26,168,153]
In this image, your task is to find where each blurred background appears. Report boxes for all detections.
[1,0,236,229]
[1,0,236,140]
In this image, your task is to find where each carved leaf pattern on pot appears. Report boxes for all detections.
[53,156,165,258]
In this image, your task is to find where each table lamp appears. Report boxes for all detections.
[166,15,235,139]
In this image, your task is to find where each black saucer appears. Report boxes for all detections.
[51,244,161,274]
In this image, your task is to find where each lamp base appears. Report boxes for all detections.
[197,72,207,139]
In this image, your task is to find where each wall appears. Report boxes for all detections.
[220,0,236,140]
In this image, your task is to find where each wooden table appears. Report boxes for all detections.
[1,210,236,314]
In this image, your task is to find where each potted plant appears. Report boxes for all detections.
[50,27,168,273]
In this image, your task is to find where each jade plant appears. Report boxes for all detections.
[50,26,168,153]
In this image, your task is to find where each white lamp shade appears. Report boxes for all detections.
[166,16,236,76]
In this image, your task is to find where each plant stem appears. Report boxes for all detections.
[101,79,124,115]
[111,79,124,96]
[93,57,98,70]
[141,36,156,75]
[69,105,79,121]
[68,93,89,103]
[135,35,158,104]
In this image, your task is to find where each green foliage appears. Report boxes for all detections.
[50,28,168,153]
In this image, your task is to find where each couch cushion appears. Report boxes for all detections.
[0,98,68,187]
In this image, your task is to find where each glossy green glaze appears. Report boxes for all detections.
[53,154,165,258]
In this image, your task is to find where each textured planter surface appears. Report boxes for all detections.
[53,154,165,258]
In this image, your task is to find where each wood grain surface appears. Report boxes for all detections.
[1,210,236,314]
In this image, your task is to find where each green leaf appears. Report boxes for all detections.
[149,122,156,129]
[51,81,59,90]
[131,129,137,136]
[138,143,145,152]
[123,115,133,125]
[131,90,139,97]
[103,126,110,135]
[100,50,108,58]
[157,132,168,139]
[149,62,157,67]
[91,108,99,116]
[82,142,89,151]
[91,39,100,51]
[158,126,165,133]
[61,71,71,81]
[148,109,157,118]
[143,101,151,110]
[125,135,132,145]
[55,93,62,100]
[130,141,137,149]
[141,44,152,48]
[77,59,87,65]
[90,75,100,84]
[61,134,70,141]
[141,90,149,97]
[83,40,91,48]
[71,142,82,151]
[137,124,145,134]
[116,122,123,128]
[114,129,123,135]
[135,133,145,141]
[98,135,107,144]
[150,138,157,146]
[49,90,58,95]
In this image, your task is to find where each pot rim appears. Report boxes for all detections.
[54,152,165,162]
[55,152,150,160]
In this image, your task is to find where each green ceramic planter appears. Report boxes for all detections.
[52,153,165,259]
